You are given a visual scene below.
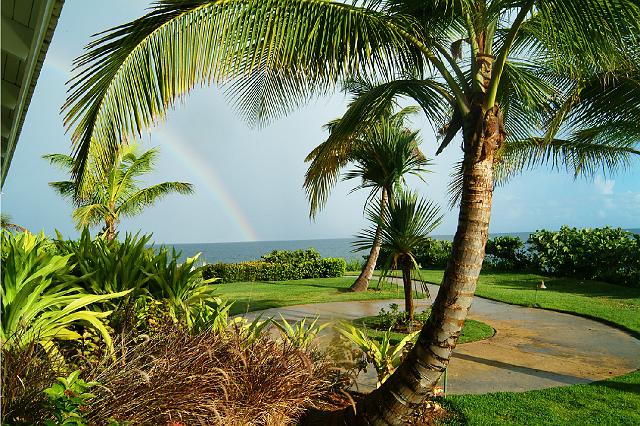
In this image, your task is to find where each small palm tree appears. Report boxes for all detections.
[307,108,431,292]
[44,145,193,240]
[355,191,443,321]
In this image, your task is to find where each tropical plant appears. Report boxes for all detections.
[61,0,640,421]
[308,105,431,292]
[55,229,155,296]
[336,322,418,388]
[43,370,98,426]
[148,250,218,328]
[44,145,193,240]
[0,231,128,357]
[271,315,330,350]
[355,190,443,321]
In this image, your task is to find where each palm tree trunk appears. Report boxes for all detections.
[401,256,414,322]
[104,216,116,241]
[336,106,503,425]
[350,188,389,292]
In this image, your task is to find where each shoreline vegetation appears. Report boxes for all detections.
[2,226,639,424]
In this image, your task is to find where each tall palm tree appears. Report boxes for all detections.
[61,0,639,421]
[45,145,193,241]
[308,107,431,292]
[355,190,442,321]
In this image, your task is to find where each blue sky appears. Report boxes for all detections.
[2,1,638,243]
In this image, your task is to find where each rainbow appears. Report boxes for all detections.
[152,127,259,241]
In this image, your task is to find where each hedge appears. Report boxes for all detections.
[202,257,346,283]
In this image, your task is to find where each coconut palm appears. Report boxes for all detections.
[355,190,442,321]
[61,0,640,421]
[308,107,431,292]
[45,145,193,241]
[0,213,26,233]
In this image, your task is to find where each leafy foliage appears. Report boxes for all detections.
[528,226,639,286]
[485,236,530,271]
[0,231,128,356]
[414,238,453,270]
[146,251,218,329]
[203,252,346,283]
[55,229,155,296]
[43,370,98,426]
[261,248,322,264]
[271,315,330,350]
[336,322,418,387]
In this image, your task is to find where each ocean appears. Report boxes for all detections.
[162,229,639,264]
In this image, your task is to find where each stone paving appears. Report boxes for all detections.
[243,282,640,394]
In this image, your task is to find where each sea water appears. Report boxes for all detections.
[161,231,548,264]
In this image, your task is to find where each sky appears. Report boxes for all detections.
[2,1,638,244]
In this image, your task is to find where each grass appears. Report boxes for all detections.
[354,310,494,345]
[215,277,421,316]
[368,269,640,425]
[373,269,640,337]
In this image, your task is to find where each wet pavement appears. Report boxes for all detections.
[242,281,640,394]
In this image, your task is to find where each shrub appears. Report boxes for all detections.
[202,255,346,283]
[1,231,128,355]
[528,226,640,286]
[43,370,97,426]
[414,238,452,269]
[1,341,59,424]
[87,328,333,425]
[261,248,322,264]
[484,236,530,271]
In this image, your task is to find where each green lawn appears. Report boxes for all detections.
[373,269,640,337]
[372,269,640,425]
[215,277,418,316]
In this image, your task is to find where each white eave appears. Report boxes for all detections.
[1,0,65,186]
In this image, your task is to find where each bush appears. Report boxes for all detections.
[1,341,59,424]
[484,236,530,271]
[528,226,639,286]
[202,249,345,283]
[261,248,322,264]
[87,327,333,425]
[414,238,452,269]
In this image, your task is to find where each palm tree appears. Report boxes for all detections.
[355,190,442,321]
[61,1,639,421]
[0,213,26,233]
[44,145,193,241]
[308,107,431,292]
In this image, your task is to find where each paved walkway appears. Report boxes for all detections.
[244,282,640,395]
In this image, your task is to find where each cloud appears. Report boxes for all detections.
[594,175,615,195]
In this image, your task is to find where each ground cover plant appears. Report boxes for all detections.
[354,304,494,346]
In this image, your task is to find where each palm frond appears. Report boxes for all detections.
[64,0,427,194]
[118,182,194,217]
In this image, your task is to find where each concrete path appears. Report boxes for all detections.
[244,282,640,395]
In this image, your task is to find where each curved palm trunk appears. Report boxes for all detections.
[299,107,504,426]
[350,188,389,292]
[401,256,414,322]
[344,106,502,425]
